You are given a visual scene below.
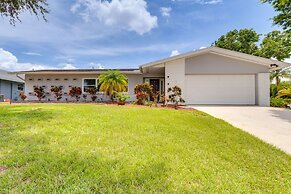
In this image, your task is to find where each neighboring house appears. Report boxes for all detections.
[0,70,25,101]
[14,47,290,106]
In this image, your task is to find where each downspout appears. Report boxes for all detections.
[10,81,13,101]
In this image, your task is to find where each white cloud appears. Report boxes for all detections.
[170,50,180,57]
[89,62,105,69]
[23,52,42,56]
[199,46,206,49]
[203,0,222,4]
[62,63,77,69]
[160,7,172,17]
[71,0,158,35]
[0,48,50,71]
[172,0,222,5]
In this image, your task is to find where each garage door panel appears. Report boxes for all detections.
[185,75,255,105]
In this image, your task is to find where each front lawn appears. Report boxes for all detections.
[0,104,290,193]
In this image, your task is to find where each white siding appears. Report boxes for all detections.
[165,58,186,99]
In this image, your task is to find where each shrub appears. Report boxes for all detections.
[134,83,153,105]
[82,94,87,101]
[277,88,291,98]
[167,86,185,109]
[151,92,160,107]
[50,86,63,101]
[270,82,291,97]
[86,87,98,102]
[19,92,27,101]
[270,84,278,98]
[34,86,46,101]
[270,97,287,108]
[116,92,130,104]
[69,87,82,101]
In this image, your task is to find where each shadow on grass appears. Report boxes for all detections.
[1,144,170,193]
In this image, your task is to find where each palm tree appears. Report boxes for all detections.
[270,67,291,89]
[98,70,128,100]
[277,88,291,98]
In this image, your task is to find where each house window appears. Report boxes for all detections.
[17,84,24,91]
[83,78,97,93]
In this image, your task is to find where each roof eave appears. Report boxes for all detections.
[139,47,291,70]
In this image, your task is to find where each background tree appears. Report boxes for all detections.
[213,29,261,55]
[0,0,49,25]
[259,31,291,88]
[260,31,291,61]
[261,0,291,32]
[98,70,128,101]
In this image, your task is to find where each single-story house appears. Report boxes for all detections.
[0,69,25,101]
[14,47,290,106]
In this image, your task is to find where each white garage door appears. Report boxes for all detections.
[185,75,256,105]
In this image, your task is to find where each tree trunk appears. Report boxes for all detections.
[276,75,280,91]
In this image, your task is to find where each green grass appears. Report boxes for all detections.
[0,104,290,193]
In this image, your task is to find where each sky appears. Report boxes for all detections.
[0,0,283,71]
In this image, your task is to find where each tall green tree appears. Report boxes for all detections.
[260,30,291,88]
[0,0,49,25]
[98,70,128,100]
[260,30,291,61]
[261,0,291,32]
[213,29,261,55]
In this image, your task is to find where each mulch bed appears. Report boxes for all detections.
[6,101,195,111]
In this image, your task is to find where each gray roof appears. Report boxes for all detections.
[14,68,139,73]
[0,70,24,83]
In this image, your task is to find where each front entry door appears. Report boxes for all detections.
[150,79,160,93]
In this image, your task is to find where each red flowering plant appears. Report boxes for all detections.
[134,83,153,105]
[69,87,82,102]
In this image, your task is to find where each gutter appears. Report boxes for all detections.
[16,74,25,82]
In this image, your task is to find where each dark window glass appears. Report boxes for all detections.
[84,79,96,86]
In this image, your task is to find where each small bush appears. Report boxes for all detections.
[69,87,82,101]
[86,87,98,102]
[50,86,63,101]
[34,86,46,101]
[167,86,185,109]
[270,97,287,108]
[19,92,27,101]
[116,92,130,103]
[134,83,153,105]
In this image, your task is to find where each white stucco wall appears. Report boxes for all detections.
[256,73,270,106]
[185,53,269,74]
[164,53,271,106]
[165,58,186,99]
[25,74,144,101]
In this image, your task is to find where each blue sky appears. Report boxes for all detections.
[0,0,280,71]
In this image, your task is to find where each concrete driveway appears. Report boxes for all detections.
[190,106,291,155]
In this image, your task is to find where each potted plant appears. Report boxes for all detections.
[116,92,130,105]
